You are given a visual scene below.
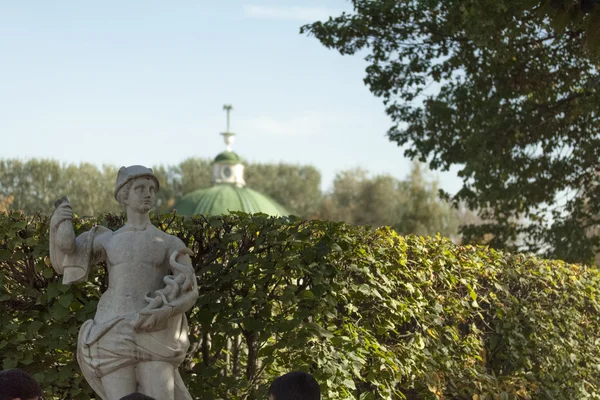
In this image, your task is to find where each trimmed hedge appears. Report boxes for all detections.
[1,211,599,399]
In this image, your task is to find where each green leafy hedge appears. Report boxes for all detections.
[1,211,599,399]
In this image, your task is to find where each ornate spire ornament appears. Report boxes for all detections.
[172,103,288,216]
[221,104,235,152]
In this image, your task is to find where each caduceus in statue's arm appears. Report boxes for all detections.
[132,241,199,333]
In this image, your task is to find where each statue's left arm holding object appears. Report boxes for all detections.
[49,196,109,284]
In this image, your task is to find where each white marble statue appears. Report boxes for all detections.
[49,165,199,400]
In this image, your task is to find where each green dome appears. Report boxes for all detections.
[214,151,243,164]
[173,184,289,217]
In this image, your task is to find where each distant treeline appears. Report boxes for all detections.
[0,158,474,239]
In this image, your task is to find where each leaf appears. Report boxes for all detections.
[46,283,61,299]
[298,290,315,300]
[467,283,477,301]
[42,267,55,279]
[0,249,11,260]
[2,358,18,370]
[58,293,74,308]
[50,303,70,321]
[28,321,43,333]
[307,322,334,339]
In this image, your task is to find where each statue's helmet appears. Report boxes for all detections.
[114,165,160,200]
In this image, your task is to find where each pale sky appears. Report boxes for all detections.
[0,0,463,193]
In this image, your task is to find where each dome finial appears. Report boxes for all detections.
[223,104,233,132]
[221,104,235,152]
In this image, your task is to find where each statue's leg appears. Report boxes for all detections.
[101,365,137,400]
[137,361,176,400]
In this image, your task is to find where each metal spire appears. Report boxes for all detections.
[221,104,235,152]
[223,104,233,132]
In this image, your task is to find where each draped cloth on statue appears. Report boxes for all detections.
[77,311,193,400]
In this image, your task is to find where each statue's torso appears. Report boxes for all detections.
[94,226,174,324]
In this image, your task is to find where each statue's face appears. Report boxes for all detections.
[125,177,157,214]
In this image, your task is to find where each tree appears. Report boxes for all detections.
[398,162,459,238]
[0,158,323,218]
[0,157,467,238]
[302,0,600,263]
[61,163,119,216]
[318,163,459,238]
[0,159,118,216]
[0,194,13,212]
[244,162,322,217]
[176,158,214,196]
[543,0,600,53]
[318,168,376,226]
[0,159,63,214]
[152,158,213,213]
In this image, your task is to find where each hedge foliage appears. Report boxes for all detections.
[1,211,599,399]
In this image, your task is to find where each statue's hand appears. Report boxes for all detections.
[51,201,74,228]
[133,305,174,332]
[50,201,76,255]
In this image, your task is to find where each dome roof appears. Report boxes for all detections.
[173,184,289,217]
[214,151,243,164]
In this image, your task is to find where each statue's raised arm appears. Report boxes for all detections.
[49,196,109,285]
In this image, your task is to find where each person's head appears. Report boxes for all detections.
[119,393,156,400]
[0,369,43,400]
[116,177,157,214]
[114,166,159,214]
[268,371,320,400]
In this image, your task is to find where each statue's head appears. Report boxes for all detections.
[115,165,160,213]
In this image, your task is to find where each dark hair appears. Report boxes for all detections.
[268,371,320,400]
[0,369,43,400]
[119,393,156,400]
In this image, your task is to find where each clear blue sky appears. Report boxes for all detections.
[0,0,462,193]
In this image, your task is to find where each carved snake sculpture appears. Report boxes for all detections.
[133,247,197,332]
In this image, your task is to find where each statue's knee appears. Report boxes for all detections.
[101,366,137,399]
[137,361,175,400]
